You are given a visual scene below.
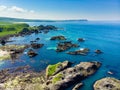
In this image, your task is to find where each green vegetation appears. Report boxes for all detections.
[52,73,63,84]
[46,62,62,77]
[0,22,29,37]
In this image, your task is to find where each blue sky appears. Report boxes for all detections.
[0,0,120,20]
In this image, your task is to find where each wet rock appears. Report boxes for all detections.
[47,61,101,90]
[72,82,83,90]
[0,40,6,46]
[31,43,44,49]
[78,38,85,42]
[50,36,66,40]
[36,37,40,40]
[56,41,79,52]
[67,48,90,55]
[27,49,38,57]
[94,77,120,90]
[95,49,102,54]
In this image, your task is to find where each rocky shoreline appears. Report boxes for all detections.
[0,61,102,90]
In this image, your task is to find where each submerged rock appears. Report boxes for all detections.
[94,77,120,90]
[27,49,38,57]
[72,82,83,90]
[78,38,85,42]
[56,41,79,52]
[94,49,102,54]
[67,48,90,55]
[47,61,101,90]
[50,36,66,40]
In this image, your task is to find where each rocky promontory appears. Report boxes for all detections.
[94,77,120,90]
[46,61,101,90]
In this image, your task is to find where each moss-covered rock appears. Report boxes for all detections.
[52,73,63,84]
[46,61,70,78]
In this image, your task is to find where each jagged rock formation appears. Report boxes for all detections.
[46,61,101,90]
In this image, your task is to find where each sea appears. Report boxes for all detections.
[0,21,120,90]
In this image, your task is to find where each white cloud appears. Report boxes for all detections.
[0,5,34,13]
[0,5,7,11]
[9,6,26,13]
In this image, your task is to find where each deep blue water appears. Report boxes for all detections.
[0,21,120,90]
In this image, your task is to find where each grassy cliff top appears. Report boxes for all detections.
[0,22,29,37]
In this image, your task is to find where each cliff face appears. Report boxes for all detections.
[94,77,120,90]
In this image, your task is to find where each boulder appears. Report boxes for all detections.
[31,43,44,49]
[0,40,6,46]
[50,36,66,40]
[27,49,38,57]
[78,38,85,42]
[95,49,102,54]
[94,77,120,90]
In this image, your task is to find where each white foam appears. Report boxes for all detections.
[47,47,57,50]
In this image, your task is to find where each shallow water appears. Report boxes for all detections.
[0,21,120,90]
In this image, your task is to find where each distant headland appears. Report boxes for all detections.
[0,17,88,22]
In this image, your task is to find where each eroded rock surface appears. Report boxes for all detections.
[94,77,120,90]
[56,41,79,52]
[47,61,101,90]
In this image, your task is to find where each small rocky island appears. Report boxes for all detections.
[56,41,79,52]
[94,77,120,90]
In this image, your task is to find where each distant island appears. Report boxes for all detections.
[0,17,88,22]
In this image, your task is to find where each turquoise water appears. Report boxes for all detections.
[0,21,120,90]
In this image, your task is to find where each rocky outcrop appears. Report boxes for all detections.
[56,41,79,52]
[50,36,66,40]
[0,45,29,60]
[67,48,90,55]
[46,61,101,90]
[94,77,120,90]
[31,43,44,49]
[72,82,83,90]
[78,38,85,42]
[27,49,38,57]
[46,61,71,78]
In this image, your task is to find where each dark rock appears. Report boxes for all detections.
[95,49,102,54]
[50,36,66,40]
[31,43,44,49]
[78,38,85,42]
[36,38,40,40]
[27,49,38,57]
[0,40,6,46]
[56,41,79,52]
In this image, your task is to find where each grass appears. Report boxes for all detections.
[52,73,63,84]
[46,62,62,77]
[0,22,29,37]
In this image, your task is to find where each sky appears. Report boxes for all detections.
[0,0,120,20]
